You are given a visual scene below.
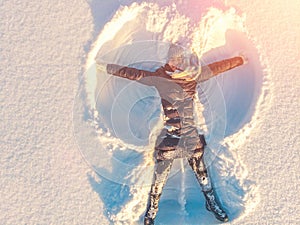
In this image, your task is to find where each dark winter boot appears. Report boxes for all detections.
[144,216,154,225]
[188,153,229,222]
[203,189,229,222]
[144,193,160,225]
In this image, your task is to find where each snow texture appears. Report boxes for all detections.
[1,0,300,224]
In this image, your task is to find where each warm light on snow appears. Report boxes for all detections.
[1,0,300,224]
[79,2,263,224]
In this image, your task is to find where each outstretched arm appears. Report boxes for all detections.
[197,56,245,83]
[97,62,153,81]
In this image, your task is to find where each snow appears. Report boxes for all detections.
[1,0,299,224]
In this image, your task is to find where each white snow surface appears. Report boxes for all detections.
[1,0,300,225]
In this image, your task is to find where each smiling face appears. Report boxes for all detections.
[167,44,185,71]
[168,53,200,72]
[168,55,185,71]
[167,44,200,72]
[167,48,201,81]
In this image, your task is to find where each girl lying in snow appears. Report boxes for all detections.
[96,43,246,224]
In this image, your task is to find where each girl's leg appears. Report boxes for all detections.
[144,159,173,225]
[188,151,229,222]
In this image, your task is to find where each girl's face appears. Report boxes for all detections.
[168,55,185,71]
[168,53,199,72]
[168,53,201,80]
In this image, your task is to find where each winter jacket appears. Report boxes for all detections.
[105,56,244,160]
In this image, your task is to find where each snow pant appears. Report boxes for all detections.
[144,147,212,220]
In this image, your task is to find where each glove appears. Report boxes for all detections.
[239,53,248,65]
[96,62,107,72]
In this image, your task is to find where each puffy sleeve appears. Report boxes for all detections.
[197,56,244,83]
[106,64,154,81]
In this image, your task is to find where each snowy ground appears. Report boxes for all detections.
[1,0,300,224]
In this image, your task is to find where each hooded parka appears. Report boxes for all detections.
[105,56,243,160]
